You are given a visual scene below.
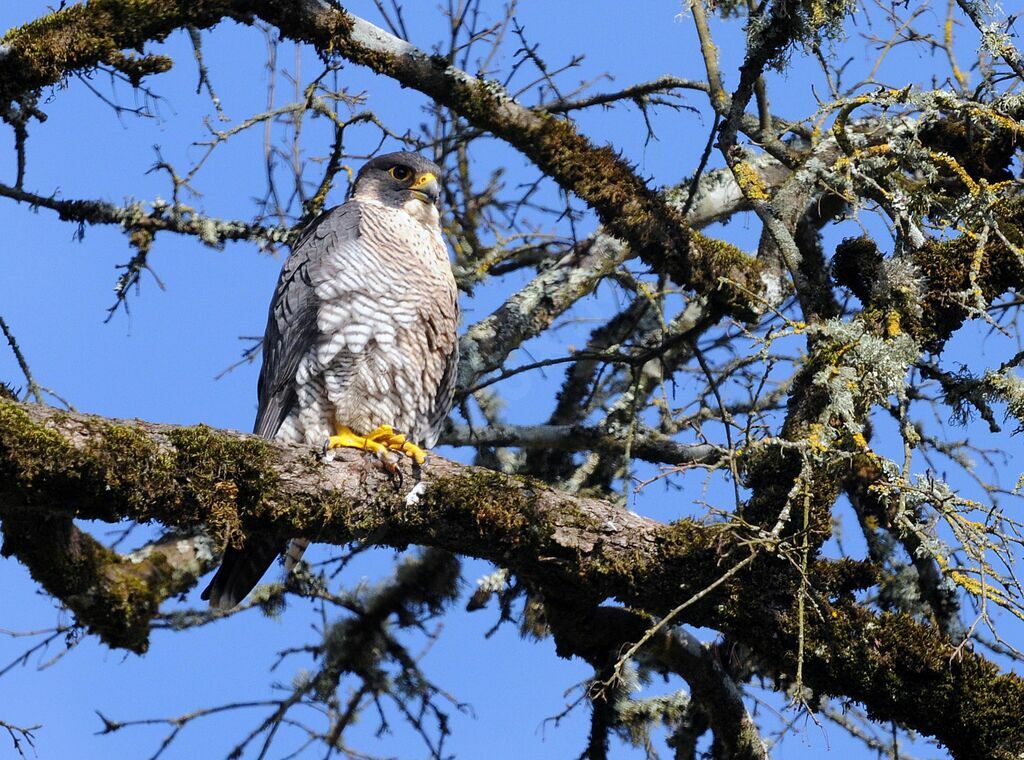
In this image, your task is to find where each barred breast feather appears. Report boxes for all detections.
[257,200,458,447]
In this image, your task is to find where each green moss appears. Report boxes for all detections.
[737,439,809,528]
[551,496,601,534]
[103,50,173,86]
[0,401,79,494]
[585,543,652,589]
[165,425,278,546]
[810,558,878,598]
[420,469,537,547]
[689,232,765,321]
[832,236,884,304]
[919,116,1017,184]
[82,422,176,518]
[0,400,283,542]
[796,604,1024,758]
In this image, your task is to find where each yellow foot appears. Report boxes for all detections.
[325,425,428,465]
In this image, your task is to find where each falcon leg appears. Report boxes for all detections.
[325,425,428,465]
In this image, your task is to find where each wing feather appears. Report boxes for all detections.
[253,204,362,439]
[203,204,365,608]
[422,263,461,448]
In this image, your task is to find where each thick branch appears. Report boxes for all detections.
[0,516,216,652]
[1,400,1023,758]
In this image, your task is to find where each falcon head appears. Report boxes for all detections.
[350,151,443,225]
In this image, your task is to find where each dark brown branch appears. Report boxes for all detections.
[543,75,710,113]
[0,316,43,404]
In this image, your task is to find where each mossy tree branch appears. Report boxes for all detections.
[1,399,1023,758]
[0,0,765,319]
[0,514,216,652]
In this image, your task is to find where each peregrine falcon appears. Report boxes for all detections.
[202,152,460,609]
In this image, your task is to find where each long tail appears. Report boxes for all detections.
[201,537,283,610]
[202,537,311,609]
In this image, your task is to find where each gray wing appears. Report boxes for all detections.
[253,203,362,439]
[422,301,460,449]
[204,204,363,609]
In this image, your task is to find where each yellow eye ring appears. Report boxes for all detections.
[388,165,413,181]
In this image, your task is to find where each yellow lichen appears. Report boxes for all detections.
[731,161,770,201]
[885,310,902,337]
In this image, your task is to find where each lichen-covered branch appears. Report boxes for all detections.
[0,182,295,249]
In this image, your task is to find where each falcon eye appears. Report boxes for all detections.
[388,165,413,182]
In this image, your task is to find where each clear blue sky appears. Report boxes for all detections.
[1,2,1017,758]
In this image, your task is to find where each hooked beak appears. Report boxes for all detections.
[409,171,441,204]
